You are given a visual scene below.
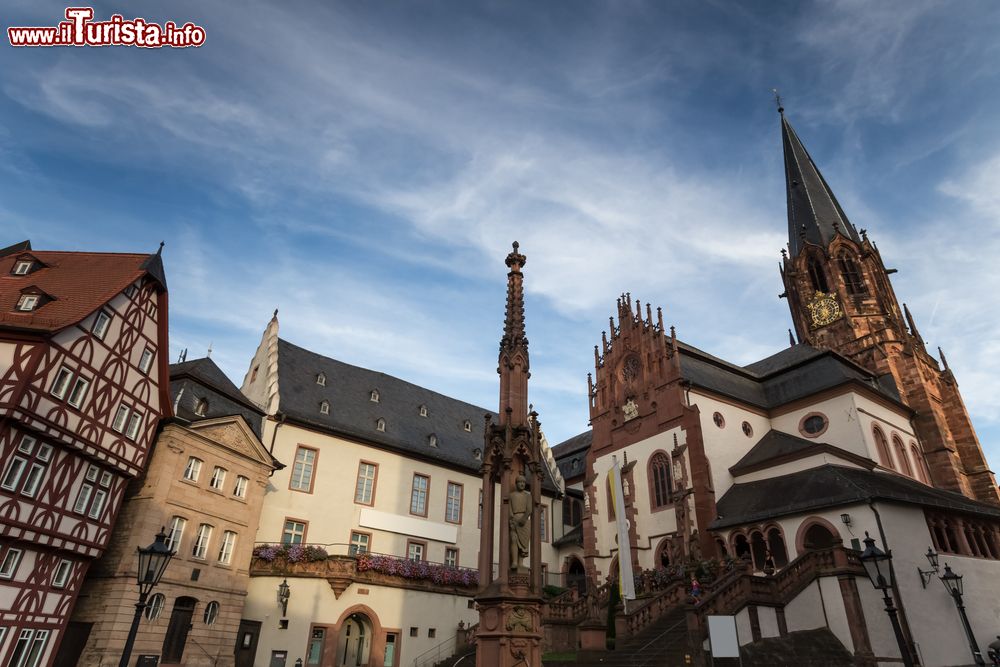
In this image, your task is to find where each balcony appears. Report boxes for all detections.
[250,543,480,598]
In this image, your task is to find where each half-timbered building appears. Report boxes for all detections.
[0,240,169,667]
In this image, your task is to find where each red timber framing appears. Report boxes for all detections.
[0,243,169,667]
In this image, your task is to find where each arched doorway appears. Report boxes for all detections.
[162,596,197,663]
[566,556,586,596]
[336,613,372,667]
[800,521,841,551]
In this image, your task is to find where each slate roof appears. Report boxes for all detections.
[781,113,862,257]
[552,431,592,480]
[711,464,1000,529]
[678,342,902,410]
[170,358,266,439]
[0,240,166,332]
[276,338,559,492]
[729,429,876,475]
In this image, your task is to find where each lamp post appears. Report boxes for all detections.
[278,579,291,617]
[858,532,914,667]
[917,547,939,588]
[940,563,985,666]
[119,529,174,667]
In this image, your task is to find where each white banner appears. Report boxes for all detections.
[609,456,636,601]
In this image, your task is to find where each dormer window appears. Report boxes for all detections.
[473,448,482,461]
[370,390,380,403]
[194,398,208,417]
[316,373,326,386]
[13,260,32,275]
[92,310,112,339]
[16,294,39,312]
[375,418,385,432]
[320,400,330,415]
[463,420,472,432]
[428,434,438,448]
[419,405,428,417]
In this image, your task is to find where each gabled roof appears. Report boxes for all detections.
[276,338,559,491]
[711,464,1000,529]
[729,429,875,476]
[0,243,166,332]
[781,113,862,257]
[171,358,263,415]
[552,430,592,480]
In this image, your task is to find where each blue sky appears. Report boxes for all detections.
[3,1,999,458]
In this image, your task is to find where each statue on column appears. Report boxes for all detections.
[508,475,532,572]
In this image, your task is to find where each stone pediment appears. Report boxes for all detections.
[188,416,273,466]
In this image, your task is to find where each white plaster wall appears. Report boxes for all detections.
[690,392,770,498]
[819,576,854,652]
[735,607,753,647]
[784,580,827,633]
[770,394,866,459]
[757,606,780,639]
[590,426,684,575]
[734,453,864,484]
[854,395,926,482]
[0,342,18,377]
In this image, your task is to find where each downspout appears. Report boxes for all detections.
[267,411,286,477]
[869,500,920,664]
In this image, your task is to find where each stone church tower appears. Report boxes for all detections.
[777,106,999,504]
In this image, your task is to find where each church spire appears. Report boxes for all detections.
[498,241,530,427]
[781,111,862,256]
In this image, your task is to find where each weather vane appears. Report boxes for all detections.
[772,88,784,114]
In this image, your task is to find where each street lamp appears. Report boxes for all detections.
[917,546,939,588]
[119,528,174,667]
[940,563,985,666]
[858,532,914,667]
[277,579,291,617]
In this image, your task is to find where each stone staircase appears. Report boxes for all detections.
[574,607,691,667]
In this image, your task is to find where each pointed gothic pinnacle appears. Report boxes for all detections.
[903,303,922,342]
[657,306,664,332]
[602,331,609,354]
[789,329,796,347]
[669,325,677,351]
[860,228,869,242]
[594,345,600,370]
[272,307,279,320]
[635,298,641,321]
[609,316,615,337]
[646,303,653,326]
[938,347,951,372]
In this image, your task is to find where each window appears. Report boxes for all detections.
[92,310,112,339]
[202,601,220,625]
[99,470,112,487]
[799,412,829,437]
[319,400,330,415]
[540,505,548,542]
[428,629,436,639]
[741,421,753,438]
[218,531,237,565]
[445,482,463,524]
[316,373,326,386]
[16,294,39,311]
[376,418,386,432]
[73,484,94,514]
[419,405,427,417]
[1,457,27,492]
[8,629,48,667]
[838,253,867,295]
[67,377,90,408]
[183,457,203,482]
[354,462,377,505]
[2,435,50,498]
[893,435,914,477]
[370,389,379,403]
[409,628,418,638]
[13,260,32,275]
[111,405,130,432]
[407,540,425,561]
[138,347,155,374]
[410,474,429,516]
[463,420,472,432]
[873,427,893,469]
[282,519,307,545]
[88,489,107,519]
[194,398,208,416]
[0,548,22,578]
[349,531,370,556]
[52,559,72,588]
[712,412,725,428]
[290,447,317,492]
[911,442,931,484]
[50,367,73,399]
[193,524,213,558]
[444,547,459,567]
[807,256,829,293]
[210,466,227,491]
[166,516,187,552]
[233,475,249,498]
[649,453,672,510]
[125,412,143,440]
[428,434,438,447]
[21,461,46,497]
[145,593,165,620]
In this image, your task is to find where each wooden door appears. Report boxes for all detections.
[235,620,261,667]
[161,597,197,663]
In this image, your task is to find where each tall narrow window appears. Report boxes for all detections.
[138,348,155,374]
[354,462,377,505]
[873,427,893,469]
[445,482,463,524]
[407,540,425,561]
[218,531,237,565]
[112,405,130,432]
[166,516,187,552]
[183,457,203,482]
[893,435,913,477]
[192,524,213,559]
[649,453,672,509]
[282,520,307,545]
[145,594,165,620]
[50,367,73,399]
[88,489,107,519]
[194,399,209,416]
[233,475,249,499]
[52,559,73,588]
[316,373,326,386]
[911,442,931,484]
[210,467,227,491]
[444,547,459,567]
[204,601,220,625]
[0,548,22,578]
[67,377,90,408]
[125,412,143,440]
[838,253,867,295]
[410,474,429,516]
[73,484,93,514]
[92,310,112,339]
[807,256,829,293]
[290,447,317,492]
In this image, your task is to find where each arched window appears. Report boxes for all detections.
[145,593,165,621]
[892,435,913,477]
[203,601,220,625]
[911,442,931,483]
[807,256,829,293]
[838,252,867,295]
[194,398,208,416]
[750,531,768,571]
[733,534,751,562]
[319,400,330,415]
[370,389,380,403]
[801,522,840,551]
[655,538,672,570]
[316,373,326,386]
[428,434,438,448]
[767,527,789,568]
[418,405,427,417]
[649,453,672,510]
[375,418,385,432]
[873,426,893,469]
